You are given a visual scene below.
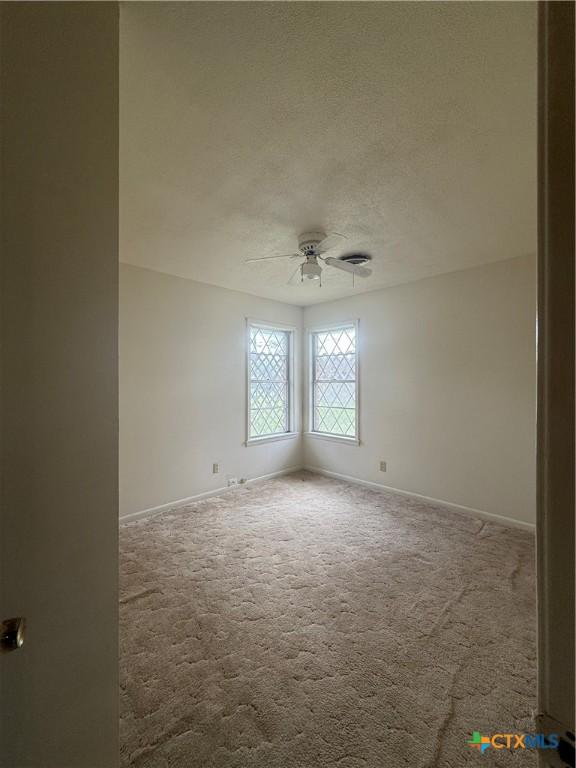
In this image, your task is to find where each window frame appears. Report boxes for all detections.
[307,320,360,445]
[245,318,298,447]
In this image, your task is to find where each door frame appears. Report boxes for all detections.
[536,2,575,765]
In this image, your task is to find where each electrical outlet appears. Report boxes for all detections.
[212,463,219,474]
[379,461,387,472]
[227,477,238,487]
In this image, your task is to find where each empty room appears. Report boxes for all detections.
[116,3,546,766]
[4,1,574,767]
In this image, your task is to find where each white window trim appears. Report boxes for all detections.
[245,318,298,447]
[307,319,360,445]
[303,431,359,446]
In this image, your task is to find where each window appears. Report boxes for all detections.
[247,322,294,442]
[310,323,358,440]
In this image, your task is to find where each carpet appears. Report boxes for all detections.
[120,471,536,767]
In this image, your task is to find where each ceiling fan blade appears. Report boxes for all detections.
[245,253,301,263]
[287,264,302,285]
[317,232,348,254]
[324,256,372,277]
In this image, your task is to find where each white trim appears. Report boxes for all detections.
[245,318,296,444]
[242,466,303,485]
[245,432,299,447]
[119,465,304,524]
[303,431,359,446]
[304,465,536,531]
[245,317,297,332]
[120,465,536,532]
[306,319,360,442]
[306,319,360,333]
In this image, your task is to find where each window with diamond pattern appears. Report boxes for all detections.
[249,325,291,438]
[312,325,357,438]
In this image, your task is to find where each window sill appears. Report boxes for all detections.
[304,432,360,446]
[245,432,299,447]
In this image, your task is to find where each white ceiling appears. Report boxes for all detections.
[120,2,537,306]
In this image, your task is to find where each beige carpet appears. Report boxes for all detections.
[120,471,536,767]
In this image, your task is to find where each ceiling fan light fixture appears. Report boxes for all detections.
[301,261,322,280]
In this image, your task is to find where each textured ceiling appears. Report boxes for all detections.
[120,2,537,306]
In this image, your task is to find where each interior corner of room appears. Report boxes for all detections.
[118,0,540,530]
[120,253,537,528]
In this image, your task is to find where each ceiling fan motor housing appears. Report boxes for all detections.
[298,232,326,256]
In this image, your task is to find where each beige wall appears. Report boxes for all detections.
[120,264,302,517]
[0,4,119,766]
[303,256,537,525]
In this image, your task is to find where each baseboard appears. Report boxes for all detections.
[304,465,535,532]
[121,464,535,532]
[243,465,304,485]
[120,465,304,524]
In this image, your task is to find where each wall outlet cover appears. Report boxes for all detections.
[380,461,387,472]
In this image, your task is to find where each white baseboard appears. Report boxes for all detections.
[121,464,535,533]
[304,465,535,532]
[120,465,303,524]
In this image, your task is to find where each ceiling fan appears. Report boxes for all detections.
[245,231,372,285]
